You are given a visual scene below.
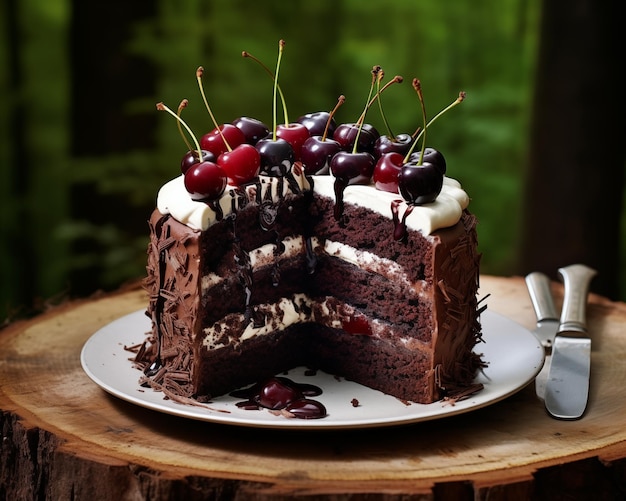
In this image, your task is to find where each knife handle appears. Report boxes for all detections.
[525,272,558,322]
[558,264,597,333]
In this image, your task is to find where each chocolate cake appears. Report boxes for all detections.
[137,165,483,405]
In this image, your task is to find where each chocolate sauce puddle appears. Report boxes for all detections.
[230,376,327,419]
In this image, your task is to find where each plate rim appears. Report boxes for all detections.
[80,309,545,430]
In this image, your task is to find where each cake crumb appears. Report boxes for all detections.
[350,398,359,407]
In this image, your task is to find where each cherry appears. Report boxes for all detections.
[374,133,413,159]
[342,315,373,335]
[300,135,341,175]
[397,161,443,205]
[373,151,404,193]
[300,95,345,175]
[370,72,408,159]
[217,143,261,185]
[232,116,270,145]
[330,151,375,221]
[256,137,295,176]
[156,100,219,184]
[333,70,401,154]
[333,122,380,153]
[409,147,446,175]
[183,160,227,201]
[200,124,246,157]
[297,111,336,138]
[180,149,216,174]
[330,150,376,186]
[194,66,261,186]
[275,122,310,160]
[254,377,303,410]
[246,39,302,175]
[195,66,248,157]
[402,80,465,176]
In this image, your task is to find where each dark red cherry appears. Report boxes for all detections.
[333,123,380,153]
[183,161,227,201]
[342,315,373,335]
[180,149,216,174]
[217,143,261,186]
[397,161,443,205]
[200,124,246,157]
[373,133,413,159]
[373,152,404,193]
[256,137,295,176]
[297,111,337,138]
[254,377,302,410]
[275,123,310,160]
[300,136,341,175]
[330,150,375,186]
[409,147,447,175]
[232,116,270,145]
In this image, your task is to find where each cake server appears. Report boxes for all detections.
[544,264,597,420]
[525,271,560,399]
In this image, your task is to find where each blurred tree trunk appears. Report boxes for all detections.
[519,0,625,299]
[68,0,157,296]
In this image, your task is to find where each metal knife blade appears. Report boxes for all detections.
[525,271,560,399]
[544,264,597,420]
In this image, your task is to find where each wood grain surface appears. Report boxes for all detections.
[1,275,625,500]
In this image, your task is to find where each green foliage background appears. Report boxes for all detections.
[0,0,552,320]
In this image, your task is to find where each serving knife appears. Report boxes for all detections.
[525,271,560,399]
[544,264,597,420]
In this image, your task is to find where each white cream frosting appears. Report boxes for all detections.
[156,168,469,235]
[311,175,468,235]
[157,170,312,231]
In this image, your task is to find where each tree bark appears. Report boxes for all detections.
[519,0,625,299]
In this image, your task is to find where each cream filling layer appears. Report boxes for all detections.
[200,236,418,292]
[202,293,400,350]
[157,171,468,235]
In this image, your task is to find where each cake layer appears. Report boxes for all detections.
[194,322,438,403]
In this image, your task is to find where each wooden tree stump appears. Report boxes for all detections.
[1,276,626,500]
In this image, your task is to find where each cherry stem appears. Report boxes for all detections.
[176,99,193,152]
[404,89,466,164]
[358,73,402,125]
[196,66,232,152]
[376,72,403,139]
[157,102,203,162]
[352,66,380,154]
[272,40,286,141]
[242,50,290,127]
[415,79,428,165]
[322,95,345,142]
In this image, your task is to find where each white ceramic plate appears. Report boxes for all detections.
[81,310,544,429]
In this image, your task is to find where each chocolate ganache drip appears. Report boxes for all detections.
[257,180,279,232]
[391,199,414,242]
[230,214,264,328]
